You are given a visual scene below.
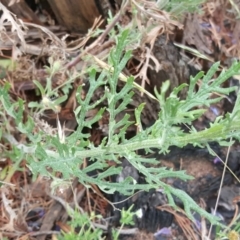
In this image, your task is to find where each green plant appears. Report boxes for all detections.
[112,205,136,240]
[58,204,136,240]
[58,207,104,240]
[2,28,240,231]
[156,0,206,17]
[215,213,240,239]
[28,57,79,114]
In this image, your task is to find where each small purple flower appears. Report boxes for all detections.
[194,219,201,230]
[53,224,61,231]
[213,157,221,164]
[200,22,211,28]
[154,227,171,237]
[36,208,45,218]
[200,22,220,32]
[210,106,220,116]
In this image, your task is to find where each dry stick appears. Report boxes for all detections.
[13,1,129,92]
[93,223,138,235]
[65,0,130,70]
[36,178,79,240]
[207,142,232,238]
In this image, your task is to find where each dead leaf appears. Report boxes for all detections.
[0,191,17,231]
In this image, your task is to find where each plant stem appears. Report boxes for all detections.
[7,118,240,159]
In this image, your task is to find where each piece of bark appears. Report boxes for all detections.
[46,0,112,32]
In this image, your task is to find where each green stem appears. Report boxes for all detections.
[5,119,240,159]
[52,119,240,158]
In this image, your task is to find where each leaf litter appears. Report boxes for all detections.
[1,0,240,239]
